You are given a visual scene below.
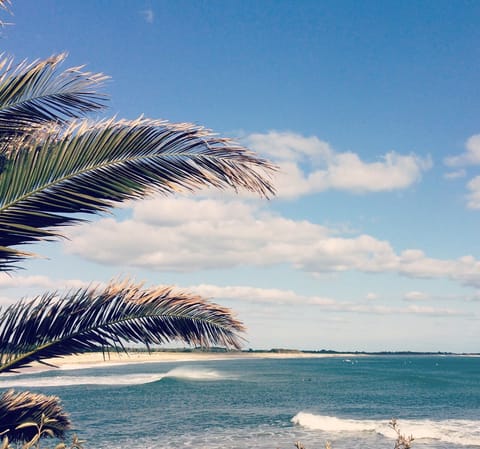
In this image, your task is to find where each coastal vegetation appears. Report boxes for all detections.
[0,0,275,445]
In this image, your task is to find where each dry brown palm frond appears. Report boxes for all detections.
[0,279,245,373]
[0,390,70,442]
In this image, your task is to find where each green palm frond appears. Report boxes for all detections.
[0,390,70,442]
[0,117,275,270]
[0,280,245,373]
[0,53,107,141]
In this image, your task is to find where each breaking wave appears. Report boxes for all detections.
[0,367,227,388]
[292,412,480,446]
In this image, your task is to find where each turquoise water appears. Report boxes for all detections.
[1,356,479,448]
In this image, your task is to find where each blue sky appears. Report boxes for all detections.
[1,0,480,352]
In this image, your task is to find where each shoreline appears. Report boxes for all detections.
[39,350,480,371]
[3,350,473,375]
[42,351,362,370]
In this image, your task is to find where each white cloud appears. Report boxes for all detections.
[140,8,154,24]
[0,275,99,306]
[466,176,480,209]
[404,291,430,301]
[65,196,480,288]
[191,284,336,306]
[397,251,480,287]
[468,291,480,302]
[0,274,89,291]
[402,304,461,317]
[188,284,462,317]
[403,290,476,303]
[0,295,18,306]
[246,132,332,162]
[0,274,464,317]
[66,197,331,271]
[365,292,378,300]
[444,135,480,167]
[444,169,466,180]
[442,135,480,209]
[245,131,432,198]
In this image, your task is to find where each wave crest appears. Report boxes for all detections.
[164,367,224,381]
[0,367,227,388]
[292,412,480,446]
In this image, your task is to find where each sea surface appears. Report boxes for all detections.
[1,355,479,449]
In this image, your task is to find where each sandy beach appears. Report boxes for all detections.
[42,351,360,370]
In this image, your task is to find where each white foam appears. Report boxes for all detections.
[0,373,164,387]
[292,412,480,446]
[0,367,228,388]
[292,412,380,433]
[164,367,225,381]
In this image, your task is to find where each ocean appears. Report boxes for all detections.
[1,356,479,449]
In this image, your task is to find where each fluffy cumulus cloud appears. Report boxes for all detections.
[66,197,332,271]
[245,131,432,198]
[397,251,480,286]
[444,135,480,167]
[65,196,480,288]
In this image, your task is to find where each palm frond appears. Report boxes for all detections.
[0,246,34,271]
[0,1,12,28]
[0,280,245,373]
[0,390,70,442]
[0,118,275,269]
[0,53,107,141]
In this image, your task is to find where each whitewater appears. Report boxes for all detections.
[0,366,228,387]
[2,356,479,448]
